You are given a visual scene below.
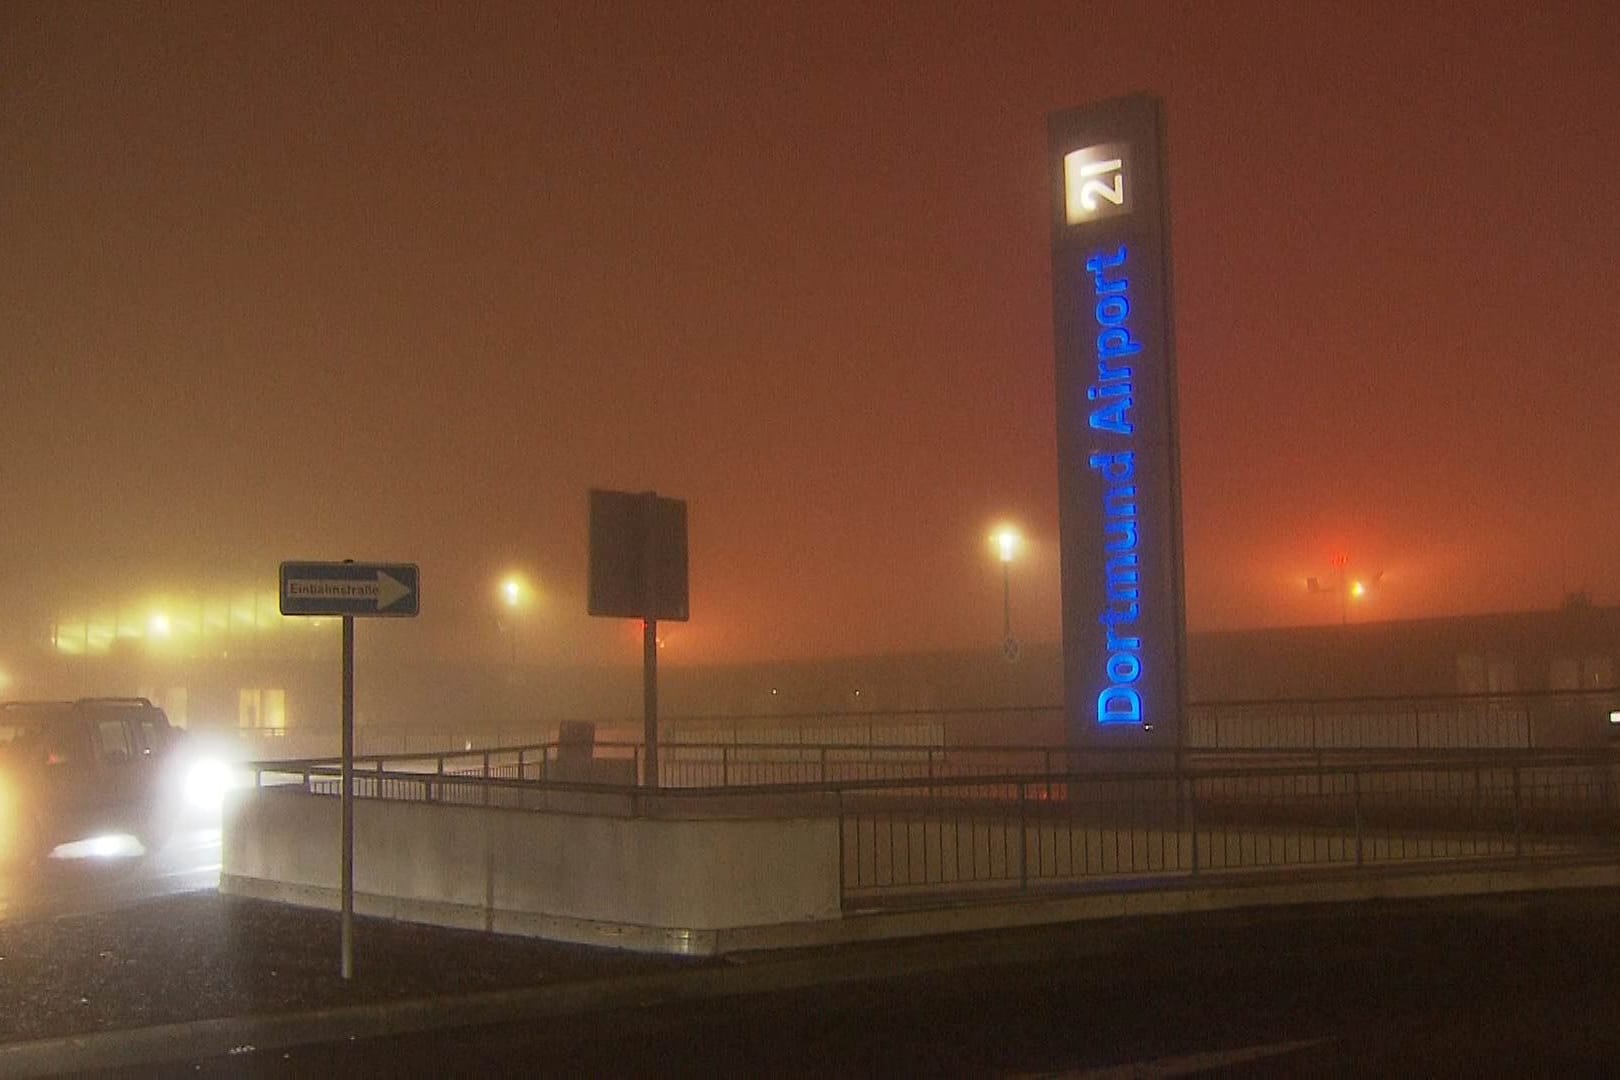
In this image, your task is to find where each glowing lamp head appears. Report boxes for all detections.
[499,575,530,608]
[993,527,1022,564]
[148,612,171,638]
[1350,580,1367,599]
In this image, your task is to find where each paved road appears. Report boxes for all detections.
[0,826,220,924]
[149,889,1620,1077]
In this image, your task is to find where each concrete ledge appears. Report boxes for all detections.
[221,875,726,956]
[221,789,843,955]
[730,858,1620,952]
[230,858,1620,957]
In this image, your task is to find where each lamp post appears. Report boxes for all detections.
[992,526,1022,661]
[1306,555,1382,625]
[1331,552,1349,626]
[499,576,523,665]
[495,574,535,738]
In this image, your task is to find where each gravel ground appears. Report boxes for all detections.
[0,891,699,1045]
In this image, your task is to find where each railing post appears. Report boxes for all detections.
[819,746,828,783]
[517,748,526,780]
[1353,770,1364,868]
[1188,774,1199,876]
[1512,765,1523,859]
[482,751,491,780]
[1474,765,1483,845]
[722,744,730,787]
[836,788,847,906]
[1018,782,1029,892]
[1604,759,1616,826]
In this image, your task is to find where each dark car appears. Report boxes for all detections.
[0,697,183,861]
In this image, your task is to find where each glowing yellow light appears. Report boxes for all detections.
[499,573,540,610]
[1350,580,1367,598]
[148,612,172,638]
[992,526,1022,564]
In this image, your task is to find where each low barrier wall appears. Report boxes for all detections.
[220,787,842,956]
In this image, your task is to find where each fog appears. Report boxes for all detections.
[4,2,1618,720]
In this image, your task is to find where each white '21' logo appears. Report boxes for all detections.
[1077,158,1124,211]
[1064,144,1130,224]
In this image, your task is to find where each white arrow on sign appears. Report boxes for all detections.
[286,571,414,611]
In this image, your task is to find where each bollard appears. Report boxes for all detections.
[1512,765,1523,859]
[1018,782,1029,892]
[1353,770,1364,868]
[1187,775,1200,875]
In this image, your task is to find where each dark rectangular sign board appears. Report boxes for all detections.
[279,561,421,617]
[1050,94,1187,747]
[587,489,689,621]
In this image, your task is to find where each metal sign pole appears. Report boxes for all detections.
[341,613,355,980]
[631,495,657,790]
[277,557,420,984]
[642,491,660,789]
[643,616,659,788]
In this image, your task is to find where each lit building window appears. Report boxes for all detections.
[238,688,287,730]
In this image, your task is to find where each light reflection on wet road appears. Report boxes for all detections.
[0,826,221,924]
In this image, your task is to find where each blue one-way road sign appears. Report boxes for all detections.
[279,561,420,617]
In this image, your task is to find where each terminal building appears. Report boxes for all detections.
[2,583,1617,745]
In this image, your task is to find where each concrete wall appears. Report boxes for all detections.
[221,787,842,955]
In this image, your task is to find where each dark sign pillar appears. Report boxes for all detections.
[1049,95,1188,751]
[587,488,690,788]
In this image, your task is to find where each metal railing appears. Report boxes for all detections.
[248,748,1620,911]
[231,689,1620,764]
[835,757,1620,906]
[249,739,1618,792]
[1186,688,1620,750]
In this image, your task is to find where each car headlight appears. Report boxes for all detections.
[183,758,241,812]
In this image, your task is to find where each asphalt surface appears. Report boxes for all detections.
[0,825,221,925]
[140,890,1620,1078]
[8,831,1620,1077]
[0,886,1613,1076]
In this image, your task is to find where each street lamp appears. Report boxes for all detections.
[495,573,533,665]
[990,526,1022,660]
[1306,555,1382,625]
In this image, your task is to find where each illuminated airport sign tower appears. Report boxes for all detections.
[1050,94,1187,747]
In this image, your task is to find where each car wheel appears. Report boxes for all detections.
[138,806,176,854]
